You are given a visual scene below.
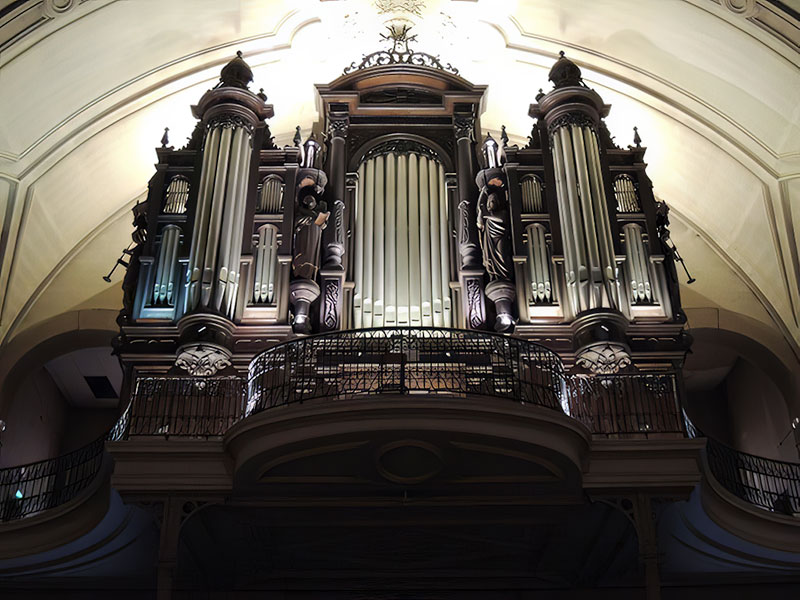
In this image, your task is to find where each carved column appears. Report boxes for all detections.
[319,111,349,331]
[453,112,486,329]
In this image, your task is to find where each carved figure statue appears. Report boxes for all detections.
[292,190,329,280]
[476,178,512,281]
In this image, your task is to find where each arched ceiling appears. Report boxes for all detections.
[1,0,799,371]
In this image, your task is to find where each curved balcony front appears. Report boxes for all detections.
[700,435,800,551]
[230,327,588,499]
[0,435,112,558]
[245,327,566,414]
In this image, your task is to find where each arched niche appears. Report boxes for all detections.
[683,327,799,461]
[0,310,121,467]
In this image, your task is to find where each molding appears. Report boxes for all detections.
[583,438,705,495]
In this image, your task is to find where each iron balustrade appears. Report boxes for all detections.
[246,328,567,416]
[566,373,684,437]
[115,376,245,438]
[0,435,105,522]
[706,437,800,516]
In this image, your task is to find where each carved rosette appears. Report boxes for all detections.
[175,343,232,376]
[575,342,632,375]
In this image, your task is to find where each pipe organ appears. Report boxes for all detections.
[116,47,689,378]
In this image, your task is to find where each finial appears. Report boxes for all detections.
[293,126,302,147]
[633,126,642,147]
[549,51,582,89]
[219,50,253,89]
[160,127,170,148]
[257,88,267,101]
[500,125,509,147]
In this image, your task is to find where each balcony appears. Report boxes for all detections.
[2,329,716,532]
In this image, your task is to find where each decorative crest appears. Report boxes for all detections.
[343,24,459,76]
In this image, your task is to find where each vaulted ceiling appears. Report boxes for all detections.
[1,0,799,378]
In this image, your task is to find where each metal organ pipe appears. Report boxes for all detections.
[385,154,397,326]
[525,224,551,304]
[408,154,421,325]
[186,121,253,318]
[438,164,452,327]
[521,175,544,213]
[373,155,385,326]
[550,123,618,315]
[419,156,432,326]
[163,177,189,214]
[362,159,375,327]
[352,150,452,329]
[353,163,366,328]
[153,225,181,305]
[586,129,620,307]
[396,154,409,325]
[253,224,278,304]
[258,175,284,213]
[623,223,652,304]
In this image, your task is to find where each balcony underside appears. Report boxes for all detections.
[109,395,702,505]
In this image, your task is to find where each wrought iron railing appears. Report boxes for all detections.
[246,328,567,416]
[112,377,245,439]
[706,437,800,516]
[0,435,105,522]
[566,373,683,437]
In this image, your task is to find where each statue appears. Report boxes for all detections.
[476,175,512,281]
[292,188,329,280]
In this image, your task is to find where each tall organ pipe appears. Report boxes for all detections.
[153,225,181,305]
[186,122,253,318]
[353,163,366,328]
[550,123,618,314]
[352,151,452,329]
[385,154,397,325]
[373,155,385,326]
[253,224,278,304]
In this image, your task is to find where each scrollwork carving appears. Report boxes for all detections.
[575,342,632,375]
[466,278,484,329]
[175,343,232,377]
[323,280,340,329]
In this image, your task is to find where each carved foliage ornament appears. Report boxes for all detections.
[575,342,631,375]
[323,280,340,329]
[328,117,350,139]
[466,278,484,329]
[453,116,475,141]
[175,343,232,377]
[547,113,595,136]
